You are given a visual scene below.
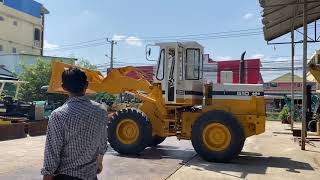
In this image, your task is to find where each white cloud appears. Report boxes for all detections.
[44,40,59,50]
[112,34,143,47]
[112,34,126,41]
[243,13,254,20]
[125,36,143,47]
[259,17,263,22]
[250,54,265,59]
[216,56,233,60]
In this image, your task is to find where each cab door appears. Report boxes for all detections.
[175,45,185,103]
[166,48,176,102]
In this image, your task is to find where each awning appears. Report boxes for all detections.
[260,0,320,41]
[0,66,18,81]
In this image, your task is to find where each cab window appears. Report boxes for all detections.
[156,49,165,80]
[185,48,200,80]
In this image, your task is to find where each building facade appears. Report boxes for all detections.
[203,54,263,84]
[0,0,48,55]
[126,66,154,82]
[264,73,317,112]
[263,73,315,95]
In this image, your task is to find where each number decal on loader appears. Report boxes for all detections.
[237,91,262,96]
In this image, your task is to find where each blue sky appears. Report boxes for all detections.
[37,0,320,81]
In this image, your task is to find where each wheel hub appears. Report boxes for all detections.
[116,119,139,144]
[202,123,231,151]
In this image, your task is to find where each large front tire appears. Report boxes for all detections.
[191,110,245,162]
[108,109,152,155]
[149,135,166,147]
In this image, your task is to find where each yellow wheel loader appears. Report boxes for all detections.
[48,41,266,162]
[307,51,320,135]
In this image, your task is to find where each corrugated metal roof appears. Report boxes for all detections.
[270,72,302,82]
[0,66,17,80]
[260,0,320,41]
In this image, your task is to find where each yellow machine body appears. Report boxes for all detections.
[307,51,320,136]
[49,41,266,162]
[49,61,265,139]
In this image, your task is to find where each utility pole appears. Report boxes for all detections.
[301,0,308,150]
[106,38,117,74]
[290,30,295,131]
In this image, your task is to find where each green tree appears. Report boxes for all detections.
[18,59,52,101]
[18,58,115,106]
[278,105,289,121]
[18,59,67,102]
[94,93,116,106]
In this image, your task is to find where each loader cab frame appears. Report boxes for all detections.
[153,42,204,104]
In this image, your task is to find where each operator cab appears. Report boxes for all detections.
[147,42,204,105]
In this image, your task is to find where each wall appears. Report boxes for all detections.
[217,60,240,84]
[0,2,42,55]
[202,55,262,84]
[0,54,76,74]
[217,59,261,84]
[129,66,154,82]
[264,82,316,95]
[4,0,42,18]
[203,54,217,83]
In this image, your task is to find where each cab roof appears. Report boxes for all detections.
[155,41,204,49]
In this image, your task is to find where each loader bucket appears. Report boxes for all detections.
[308,63,320,83]
[48,61,104,94]
[48,61,152,95]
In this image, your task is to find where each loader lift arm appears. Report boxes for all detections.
[48,61,167,115]
[308,63,320,83]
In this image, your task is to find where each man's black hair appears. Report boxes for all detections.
[62,67,87,94]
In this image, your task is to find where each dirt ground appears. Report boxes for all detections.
[0,121,319,180]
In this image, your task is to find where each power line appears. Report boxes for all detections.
[48,38,106,49]
[45,42,107,52]
[136,28,262,40]
[43,23,320,52]
[95,58,308,69]
[46,31,263,52]
[45,28,264,52]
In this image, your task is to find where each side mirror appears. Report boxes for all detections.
[145,44,160,61]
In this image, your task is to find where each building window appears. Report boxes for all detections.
[34,28,41,47]
[297,83,301,87]
[13,21,18,26]
[270,83,277,87]
[12,47,16,53]
[34,28,41,41]
[0,16,4,21]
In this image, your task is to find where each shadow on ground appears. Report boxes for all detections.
[184,152,314,179]
[108,145,196,163]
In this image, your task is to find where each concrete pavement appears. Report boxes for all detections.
[0,121,319,180]
[168,122,320,180]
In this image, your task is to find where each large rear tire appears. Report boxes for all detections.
[108,108,152,155]
[191,110,245,162]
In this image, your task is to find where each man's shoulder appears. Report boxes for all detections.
[89,100,107,114]
[52,103,68,113]
[50,105,67,118]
